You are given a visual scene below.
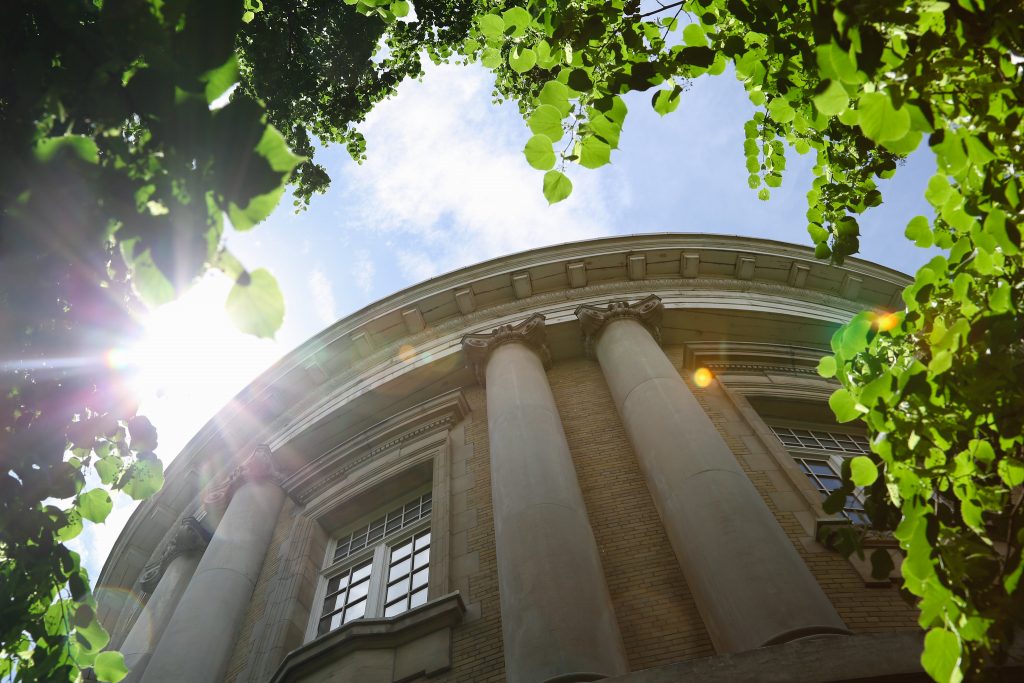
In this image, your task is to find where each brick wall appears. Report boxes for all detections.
[435,386,506,682]
[548,357,715,668]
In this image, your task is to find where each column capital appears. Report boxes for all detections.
[461,313,551,386]
[202,445,285,514]
[575,294,663,357]
[139,516,209,593]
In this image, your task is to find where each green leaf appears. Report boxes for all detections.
[125,246,176,307]
[524,135,555,170]
[922,628,962,683]
[538,80,571,117]
[509,47,536,73]
[816,43,859,84]
[78,489,113,524]
[528,104,564,142]
[997,459,1024,487]
[477,13,503,39]
[925,174,953,207]
[542,170,572,204]
[255,124,305,174]
[579,136,611,169]
[857,92,911,143]
[481,47,502,68]
[56,508,83,542]
[929,350,953,375]
[94,651,129,683]
[849,456,878,486]
[121,459,164,500]
[502,6,531,37]
[390,0,409,17]
[813,79,849,117]
[201,55,239,105]
[767,97,795,123]
[682,23,706,47]
[905,216,933,248]
[829,387,863,422]
[567,69,593,92]
[652,87,681,116]
[34,135,99,164]
[226,268,285,338]
[95,456,121,486]
[817,356,836,378]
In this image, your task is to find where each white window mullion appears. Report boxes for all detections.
[364,545,388,618]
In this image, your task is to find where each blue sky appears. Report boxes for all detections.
[77,60,938,579]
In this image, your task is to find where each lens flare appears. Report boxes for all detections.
[694,367,714,388]
[875,312,900,332]
[398,344,416,363]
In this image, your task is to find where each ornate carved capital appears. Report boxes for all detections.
[461,313,552,385]
[139,516,210,593]
[575,294,664,357]
[202,444,285,514]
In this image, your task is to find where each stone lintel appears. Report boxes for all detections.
[202,445,286,515]
[575,294,664,358]
[138,516,210,593]
[461,314,551,386]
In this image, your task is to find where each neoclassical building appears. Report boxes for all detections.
[96,234,935,683]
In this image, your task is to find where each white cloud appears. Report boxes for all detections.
[340,62,615,279]
[398,249,440,282]
[353,250,376,294]
[308,269,337,325]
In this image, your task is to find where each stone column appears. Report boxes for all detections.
[463,315,628,683]
[121,517,208,682]
[577,296,848,653]
[141,446,286,683]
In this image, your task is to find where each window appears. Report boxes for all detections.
[314,491,432,637]
[770,426,870,525]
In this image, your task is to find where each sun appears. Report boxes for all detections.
[106,273,286,459]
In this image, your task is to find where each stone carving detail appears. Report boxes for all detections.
[138,516,209,593]
[202,444,285,514]
[461,313,552,385]
[576,294,664,358]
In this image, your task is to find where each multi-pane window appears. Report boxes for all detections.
[314,491,432,638]
[770,426,870,525]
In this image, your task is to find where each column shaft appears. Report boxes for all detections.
[141,477,285,683]
[121,552,201,682]
[484,341,627,683]
[593,314,847,653]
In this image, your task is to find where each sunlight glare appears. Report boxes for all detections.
[112,273,286,461]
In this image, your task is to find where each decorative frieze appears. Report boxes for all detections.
[576,294,664,358]
[461,314,552,386]
[202,445,286,515]
[138,516,210,593]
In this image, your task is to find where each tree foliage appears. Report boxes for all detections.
[455,0,1023,679]
[2,0,1022,681]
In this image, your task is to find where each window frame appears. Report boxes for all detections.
[769,425,871,525]
[307,485,433,641]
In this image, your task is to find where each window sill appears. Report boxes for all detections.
[271,592,466,683]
